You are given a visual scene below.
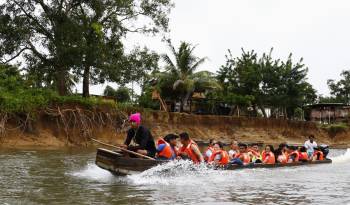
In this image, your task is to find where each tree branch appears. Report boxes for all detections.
[2,47,30,63]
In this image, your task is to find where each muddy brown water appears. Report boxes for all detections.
[0,147,349,205]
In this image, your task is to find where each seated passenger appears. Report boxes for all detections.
[204,139,216,162]
[286,146,300,163]
[248,143,262,163]
[228,140,239,160]
[178,132,204,163]
[156,134,178,160]
[312,147,324,161]
[230,143,251,166]
[275,143,288,164]
[298,146,309,162]
[208,141,229,166]
[262,145,275,164]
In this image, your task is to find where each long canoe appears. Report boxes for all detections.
[95,148,332,176]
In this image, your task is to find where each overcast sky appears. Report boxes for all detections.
[88,0,350,96]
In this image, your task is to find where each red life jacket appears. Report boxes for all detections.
[262,151,275,164]
[204,146,215,162]
[208,150,229,165]
[234,152,251,165]
[298,151,309,161]
[288,151,300,162]
[157,139,175,159]
[179,140,200,163]
[313,151,324,161]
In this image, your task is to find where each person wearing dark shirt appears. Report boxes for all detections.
[123,113,156,158]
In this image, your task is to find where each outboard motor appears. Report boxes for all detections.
[319,144,329,158]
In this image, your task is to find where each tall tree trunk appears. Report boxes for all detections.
[82,65,90,98]
[57,70,67,96]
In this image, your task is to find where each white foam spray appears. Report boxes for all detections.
[127,160,253,186]
[331,148,350,163]
[69,163,114,182]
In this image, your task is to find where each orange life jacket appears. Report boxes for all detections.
[288,151,300,162]
[179,140,200,163]
[298,151,309,161]
[277,152,288,164]
[313,150,324,161]
[157,139,175,159]
[208,150,229,165]
[204,146,215,162]
[262,151,275,164]
[234,152,251,165]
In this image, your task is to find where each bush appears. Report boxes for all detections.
[320,123,348,137]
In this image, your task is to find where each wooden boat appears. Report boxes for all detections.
[95,148,332,176]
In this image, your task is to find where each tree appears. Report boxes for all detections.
[103,85,131,103]
[161,41,208,111]
[0,0,173,96]
[327,70,350,104]
[217,48,316,118]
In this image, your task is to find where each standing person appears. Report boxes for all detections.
[156,134,179,160]
[228,140,239,160]
[204,139,216,162]
[123,113,157,158]
[208,141,229,165]
[304,135,317,159]
[178,132,204,163]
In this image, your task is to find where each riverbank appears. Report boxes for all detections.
[1,109,350,148]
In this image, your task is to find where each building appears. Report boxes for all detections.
[304,103,350,123]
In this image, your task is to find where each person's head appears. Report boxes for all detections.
[230,140,238,150]
[209,139,217,147]
[129,113,141,129]
[239,143,248,153]
[213,141,224,151]
[164,134,179,146]
[299,146,306,152]
[265,145,274,153]
[179,132,190,145]
[278,143,287,152]
[286,145,297,153]
[309,135,315,143]
[252,143,259,152]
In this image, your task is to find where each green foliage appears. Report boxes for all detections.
[217,48,317,118]
[0,0,173,96]
[327,70,350,104]
[103,86,131,103]
[138,87,160,110]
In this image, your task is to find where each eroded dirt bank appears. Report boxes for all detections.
[0,110,349,148]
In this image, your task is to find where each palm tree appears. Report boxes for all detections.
[161,41,219,112]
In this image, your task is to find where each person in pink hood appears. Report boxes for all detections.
[122,113,156,158]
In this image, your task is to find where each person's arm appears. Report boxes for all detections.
[124,129,133,146]
[191,144,204,162]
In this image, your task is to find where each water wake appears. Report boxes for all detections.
[69,163,114,182]
[331,148,350,163]
[127,160,252,186]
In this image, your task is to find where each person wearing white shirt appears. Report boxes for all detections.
[304,135,317,158]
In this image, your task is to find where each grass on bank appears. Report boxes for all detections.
[0,89,117,113]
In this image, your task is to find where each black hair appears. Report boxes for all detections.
[238,143,247,148]
[265,145,275,152]
[179,132,190,140]
[299,146,307,152]
[287,145,297,151]
[309,134,315,139]
[164,134,178,143]
[209,139,214,144]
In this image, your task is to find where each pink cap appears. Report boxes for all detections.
[129,113,141,125]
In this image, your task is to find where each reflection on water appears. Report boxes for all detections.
[0,148,349,205]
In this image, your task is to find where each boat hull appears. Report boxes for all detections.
[95,148,332,175]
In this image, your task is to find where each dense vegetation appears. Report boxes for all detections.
[1,0,350,120]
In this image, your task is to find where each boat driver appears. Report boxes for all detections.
[122,113,157,158]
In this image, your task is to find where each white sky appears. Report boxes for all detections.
[87,0,350,96]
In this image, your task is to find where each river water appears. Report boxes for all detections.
[0,148,349,205]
